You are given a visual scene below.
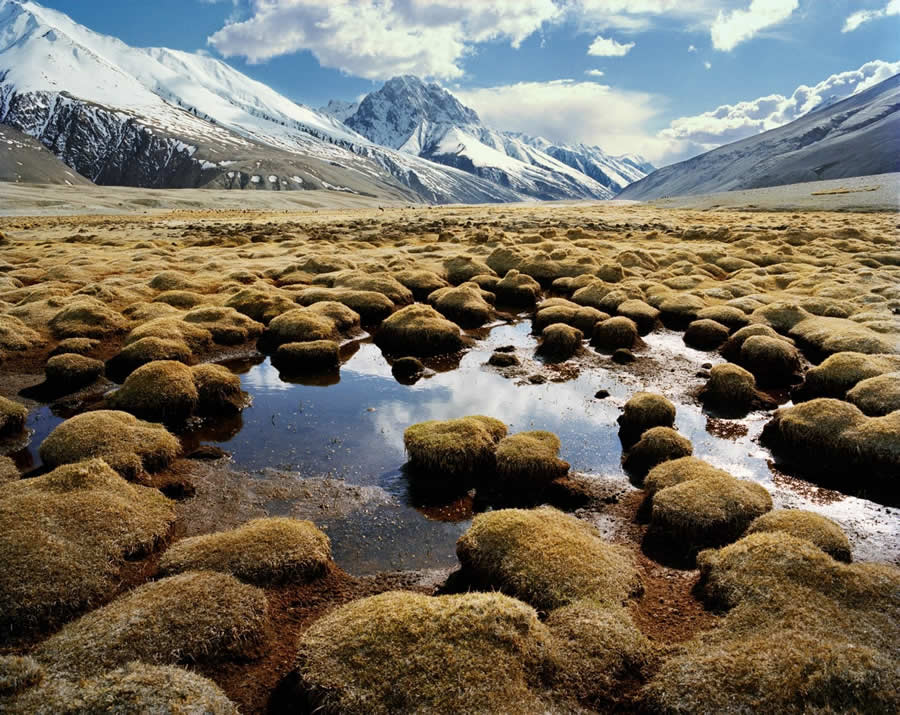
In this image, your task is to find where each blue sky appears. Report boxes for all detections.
[35,1,900,163]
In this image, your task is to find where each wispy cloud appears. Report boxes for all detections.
[711,0,798,51]
[842,0,900,32]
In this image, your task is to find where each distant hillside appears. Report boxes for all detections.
[618,73,900,200]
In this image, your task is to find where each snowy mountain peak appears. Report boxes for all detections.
[318,99,359,123]
[346,75,479,150]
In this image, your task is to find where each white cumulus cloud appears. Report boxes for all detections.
[659,59,900,157]
[711,0,798,51]
[842,0,900,32]
[453,79,676,161]
[208,0,561,78]
[587,35,635,56]
[585,69,606,77]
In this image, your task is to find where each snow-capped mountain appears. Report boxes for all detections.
[618,73,900,200]
[342,76,651,200]
[318,100,360,123]
[0,0,530,202]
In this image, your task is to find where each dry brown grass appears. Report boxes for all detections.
[404,415,507,478]
[273,339,341,373]
[294,287,395,323]
[746,509,852,562]
[845,371,900,416]
[428,282,494,327]
[44,353,104,391]
[643,457,734,497]
[591,316,640,350]
[536,323,583,360]
[34,570,268,678]
[182,306,264,345]
[618,392,676,442]
[39,410,180,477]
[296,590,554,714]
[6,663,238,715]
[0,456,18,484]
[0,656,43,697]
[375,304,463,357]
[739,334,802,386]
[0,395,27,438]
[456,507,642,611]
[623,427,693,481]
[495,269,541,306]
[683,319,730,350]
[793,351,900,400]
[493,431,569,487]
[0,459,175,633]
[48,297,129,339]
[192,363,249,414]
[790,316,898,355]
[108,360,199,421]
[160,517,331,584]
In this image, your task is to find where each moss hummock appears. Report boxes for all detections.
[404,416,507,478]
[375,304,463,357]
[493,431,569,488]
[623,427,693,481]
[746,510,852,562]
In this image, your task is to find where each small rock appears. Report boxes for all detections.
[495,345,516,353]
[594,389,610,399]
[528,374,547,384]
[488,351,519,367]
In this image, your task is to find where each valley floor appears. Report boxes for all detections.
[0,199,898,713]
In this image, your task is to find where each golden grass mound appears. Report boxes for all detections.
[649,475,772,554]
[641,532,900,713]
[34,571,268,678]
[191,363,249,414]
[375,304,463,357]
[591,316,640,350]
[699,362,771,413]
[536,323,583,360]
[44,353,104,391]
[39,410,180,478]
[445,255,496,284]
[393,268,449,301]
[739,334,802,386]
[108,360,199,421]
[296,590,553,714]
[48,297,129,339]
[153,289,206,308]
[0,314,43,355]
[762,398,900,476]
[618,392,676,442]
[846,372,900,416]
[273,340,340,373]
[623,427,693,481]
[644,457,734,497]
[790,316,898,356]
[533,304,608,334]
[456,507,642,611]
[547,601,653,706]
[657,293,705,324]
[696,305,749,331]
[261,308,338,350]
[182,306,264,345]
[225,287,296,325]
[494,269,541,306]
[617,298,660,335]
[125,317,215,355]
[106,336,192,378]
[0,395,27,439]
[0,456,18,484]
[0,459,175,633]
[404,415,507,477]
[494,431,570,488]
[304,300,361,334]
[428,282,494,327]
[0,656,43,697]
[683,319,730,351]
[720,323,790,361]
[160,517,331,584]
[332,272,413,305]
[7,663,238,715]
[294,287,395,323]
[746,509,852,562]
[50,337,99,357]
[793,351,900,400]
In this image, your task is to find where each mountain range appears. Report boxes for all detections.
[618,73,900,200]
[0,0,651,203]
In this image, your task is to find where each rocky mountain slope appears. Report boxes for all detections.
[341,75,652,200]
[618,73,900,200]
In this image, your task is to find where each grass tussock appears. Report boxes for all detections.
[0,314,43,354]
[34,570,268,678]
[126,317,215,355]
[641,532,900,713]
[303,300,361,334]
[616,298,660,335]
[428,282,494,328]
[182,306,264,345]
[720,323,791,362]
[623,427,693,481]
[762,398,900,475]
[683,319,730,350]
[444,255,497,284]
[7,663,238,715]
[643,457,733,498]
[536,323,583,360]
[0,456,18,484]
[273,340,340,373]
[789,316,898,356]
[294,288,395,323]
[746,510,852,562]
[699,363,776,414]
[0,395,27,439]
[0,656,43,697]
[456,507,642,611]
[0,459,175,634]
[296,590,552,715]
[494,431,570,487]
[160,517,331,584]
[739,334,802,386]
[107,336,192,378]
[546,601,654,706]
[108,360,199,421]
[261,308,338,350]
[649,475,772,554]
[191,363,249,414]
[153,289,206,308]
[48,297,129,339]
[591,316,640,350]
[39,410,180,478]
[332,272,413,305]
[224,287,296,325]
[495,269,541,306]
[618,392,676,442]
[404,415,507,477]
[44,353,104,391]
[393,268,449,301]
[845,371,900,416]
[375,304,463,357]
[793,351,900,400]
